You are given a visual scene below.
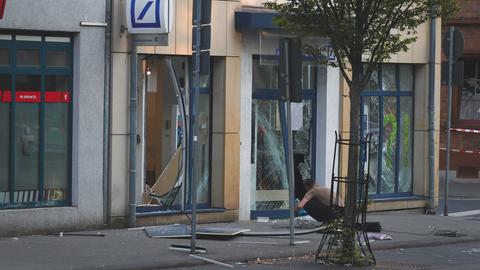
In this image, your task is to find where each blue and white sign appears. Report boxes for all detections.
[126,0,173,34]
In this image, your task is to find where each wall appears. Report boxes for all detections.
[439,0,480,179]
[110,0,241,225]
[0,0,106,234]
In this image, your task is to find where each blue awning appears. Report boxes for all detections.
[235,7,280,31]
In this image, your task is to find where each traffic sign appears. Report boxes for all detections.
[192,0,211,25]
[192,25,211,50]
[442,28,464,61]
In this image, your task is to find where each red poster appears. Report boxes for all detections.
[0,0,6,20]
[45,91,71,103]
[2,91,41,103]
[0,91,70,103]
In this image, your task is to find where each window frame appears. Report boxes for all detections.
[250,55,318,217]
[0,32,73,209]
[456,58,480,127]
[361,64,415,199]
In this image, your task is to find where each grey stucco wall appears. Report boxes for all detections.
[0,0,106,235]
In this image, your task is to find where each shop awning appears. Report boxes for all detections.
[235,7,280,31]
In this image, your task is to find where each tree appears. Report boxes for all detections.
[265,0,457,264]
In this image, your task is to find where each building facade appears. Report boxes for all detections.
[440,0,480,181]
[0,0,107,234]
[0,0,443,234]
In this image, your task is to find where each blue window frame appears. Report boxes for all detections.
[251,55,318,217]
[0,33,73,209]
[361,64,414,198]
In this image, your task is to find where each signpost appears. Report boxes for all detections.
[191,0,211,253]
[442,27,464,217]
[279,37,303,246]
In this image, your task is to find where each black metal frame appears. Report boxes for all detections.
[315,132,375,265]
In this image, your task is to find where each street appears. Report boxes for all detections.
[438,179,480,217]
[168,240,480,270]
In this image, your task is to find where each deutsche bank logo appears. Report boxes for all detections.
[126,0,171,34]
[131,0,161,28]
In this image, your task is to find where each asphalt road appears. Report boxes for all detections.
[437,180,480,217]
[167,240,480,270]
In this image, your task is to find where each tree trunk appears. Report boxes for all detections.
[341,80,362,261]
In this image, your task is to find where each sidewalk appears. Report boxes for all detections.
[1,213,480,270]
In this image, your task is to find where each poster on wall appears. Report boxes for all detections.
[0,0,6,20]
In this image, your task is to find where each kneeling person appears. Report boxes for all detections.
[294,179,344,222]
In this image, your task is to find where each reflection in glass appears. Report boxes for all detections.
[365,68,379,91]
[16,49,40,67]
[292,101,313,180]
[363,97,380,194]
[252,58,279,89]
[382,64,397,91]
[0,75,11,198]
[399,97,413,193]
[252,99,288,211]
[46,51,69,68]
[45,76,70,201]
[0,49,9,66]
[399,65,413,91]
[302,63,317,90]
[14,75,41,191]
[46,75,69,91]
[194,94,210,204]
[381,97,397,193]
[459,59,480,120]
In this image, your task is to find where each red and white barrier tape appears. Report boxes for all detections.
[440,147,480,154]
[450,128,480,134]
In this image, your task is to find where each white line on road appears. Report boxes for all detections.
[447,209,480,217]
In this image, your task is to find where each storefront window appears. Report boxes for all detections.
[0,75,11,202]
[362,64,414,197]
[251,56,317,215]
[193,94,211,205]
[0,33,72,208]
[459,59,480,120]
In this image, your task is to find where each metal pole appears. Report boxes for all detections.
[427,11,436,213]
[444,27,454,217]
[286,101,296,246]
[128,38,138,228]
[191,0,202,253]
[281,38,295,246]
[103,0,112,225]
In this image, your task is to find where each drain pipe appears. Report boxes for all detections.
[427,11,436,213]
[128,38,138,228]
[103,0,112,225]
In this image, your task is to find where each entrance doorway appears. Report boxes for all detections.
[139,56,211,211]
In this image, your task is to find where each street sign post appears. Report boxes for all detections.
[443,27,464,217]
[279,37,303,246]
[190,0,211,253]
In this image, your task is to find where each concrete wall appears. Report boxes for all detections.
[0,0,106,234]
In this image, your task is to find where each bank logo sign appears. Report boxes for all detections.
[0,0,6,20]
[126,0,172,34]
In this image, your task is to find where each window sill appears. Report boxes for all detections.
[136,207,226,218]
[373,196,427,202]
